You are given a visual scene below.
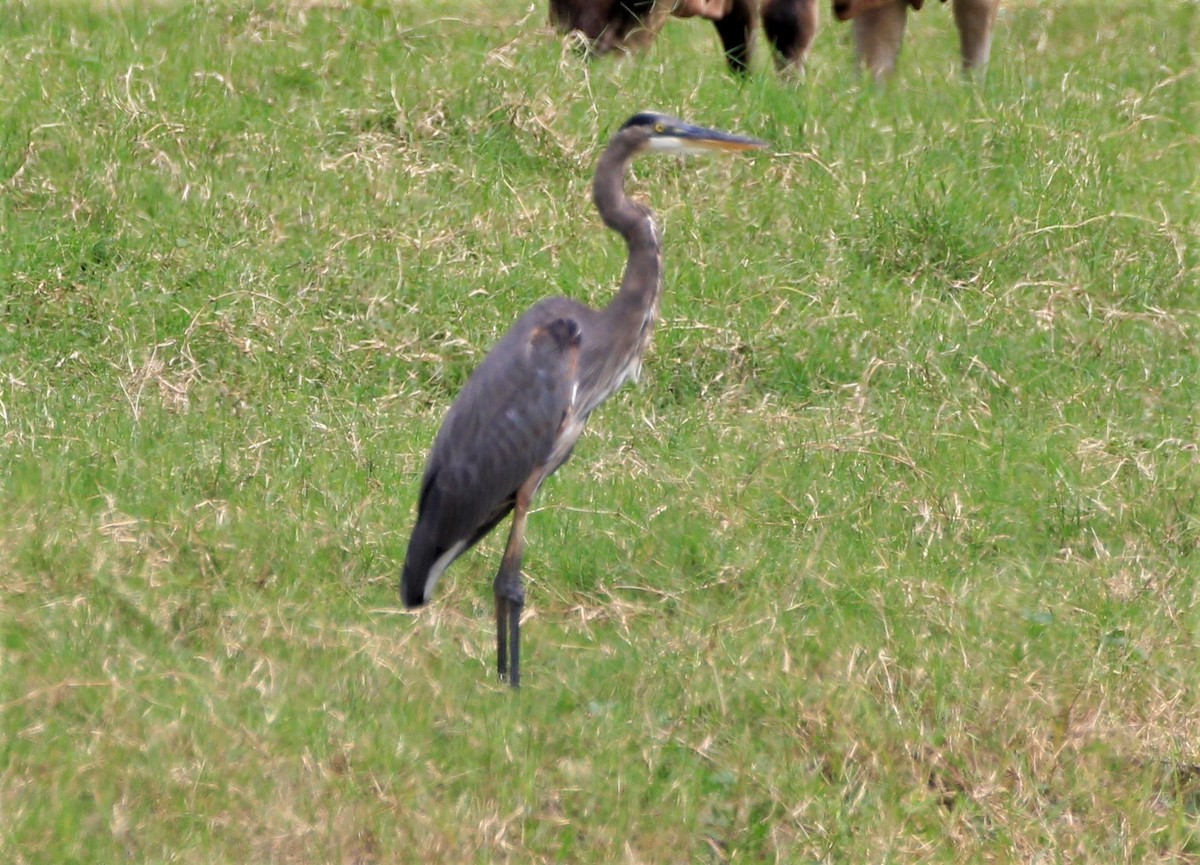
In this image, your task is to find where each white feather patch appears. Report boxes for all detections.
[424,539,467,603]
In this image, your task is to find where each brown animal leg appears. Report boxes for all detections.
[953,0,999,72]
[853,0,907,79]
[832,0,893,21]
[710,0,756,74]
[762,0,818,70]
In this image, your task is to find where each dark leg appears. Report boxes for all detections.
[494,477,537,688]
[762,0,818,71]
[494,572,525,686]
[712,0,755,75]
[495,585,509,680]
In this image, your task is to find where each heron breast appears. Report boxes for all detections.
[615,354,643,388]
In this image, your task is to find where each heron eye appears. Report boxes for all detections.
[654,122,666,133]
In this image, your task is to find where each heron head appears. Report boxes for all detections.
[619,112,768,156]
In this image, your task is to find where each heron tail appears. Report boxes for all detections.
[400,499,467,609]
[400,559,428,608]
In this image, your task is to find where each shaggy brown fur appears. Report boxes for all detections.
[548,0,999,77]
[548,0,820,75]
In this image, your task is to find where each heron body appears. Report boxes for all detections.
[400,113,766,687]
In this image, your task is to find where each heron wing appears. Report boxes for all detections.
[401,311,582,604]
[432,315,580,520]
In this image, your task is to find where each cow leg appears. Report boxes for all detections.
[711,0,755,74]
[853,0,907,80]
[953,0,999,72]
[762,0,819,71]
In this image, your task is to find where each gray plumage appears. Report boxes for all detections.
[400,112,766,687]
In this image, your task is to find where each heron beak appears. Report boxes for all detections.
[648,122,769,154]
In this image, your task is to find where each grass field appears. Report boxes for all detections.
[2,0,1198,861]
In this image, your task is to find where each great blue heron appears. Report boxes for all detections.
[400,112,766,688]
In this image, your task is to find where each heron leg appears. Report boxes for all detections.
[494,475,540,689]
[495,587,510,681]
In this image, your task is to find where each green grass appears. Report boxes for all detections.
[2,0,1198,861]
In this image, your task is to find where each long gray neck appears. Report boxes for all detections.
[592,135,663,324]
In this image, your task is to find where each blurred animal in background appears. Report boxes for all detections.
[548,0,820,75]
[832,0,1000,79]
[548,0,999,78]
